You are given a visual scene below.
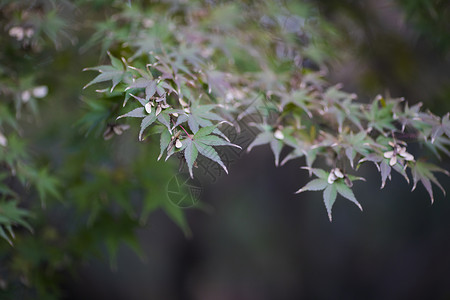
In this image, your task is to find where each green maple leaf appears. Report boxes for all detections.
[204,70,232,98]
[331,98,364,132]
[247,124,285,166]
[130,35,160,60]
[174,102,229,139]
[0,200,32,245]
[296,168,363,221]
[340,131,374,168]
[321,86,364,132]
[116,103,155,141]
[83,52,126,92]
[425,132,450,159]
[430,113,450,143]
[158,129,172,161]
[117,93,184,141]
[279,89,313,118]
[126,77,158,102]
[181,125,241,178]
[364,96,397,134]
[174,44,205,69]
[359,151,410,189]
[411,160,449,203]
[395,102,424,131]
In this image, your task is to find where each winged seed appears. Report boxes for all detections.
[145,102,152,114]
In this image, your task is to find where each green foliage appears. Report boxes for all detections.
[397,0,450,51]
[83,0,450,221]
[0,200,32,246]
[296,168,365,221]
[0,0,449,298]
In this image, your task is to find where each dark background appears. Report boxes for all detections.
[64,1,450,299]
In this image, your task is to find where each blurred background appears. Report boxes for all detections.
[1,0,450,299]
[67,1,450,299]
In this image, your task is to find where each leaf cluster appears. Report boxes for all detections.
[84,0,450,221]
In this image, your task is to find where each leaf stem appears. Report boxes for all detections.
[172,118,192,139]
[179,124,192,139]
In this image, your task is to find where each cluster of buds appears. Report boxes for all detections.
[328,168,344,184]
[9,26,34,41]
[145,100,170,116]
[103,124,130,140]
[21,86,48,103]
[328,168,354,187]
[383,141,414,166]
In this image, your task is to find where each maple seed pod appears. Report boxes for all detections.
[113,126,123,135]
[156,105,162,116]
[175,139,182,148]
[383,149,397,166]
[274,129,284,140]
[383,151,394,159]
[103,127,114,140]
[398,147,414,161]
[334,168,344,178]
[328,172,337,184]
[389,156,397,166]
[328,168,344,184]
[179,98,188,107]
[145,102,152,114]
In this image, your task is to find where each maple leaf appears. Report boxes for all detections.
[173,102,229,139]
[204,70,233,98]
[321,86,363,132]
[359,149,411,189]
[424,134,450,159]
[172,44,205,69]
[117,94,178,141]
[126,77,159,102]
[167,49,197,77]
[279,89,313,117]
[247,124,285,166]
[0,200,32,245]
[296,168,363,221]
[83,52,126,92]
[340,131,374,168]
[280,128,318,169]
[158,128,172,161]
[130,35,160,60]
[411,160,449,203]
[430,113,450,143]
[181,125,241,178]
[394,101,423,132]
[363,96,397,134]
[280,147,304,166]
